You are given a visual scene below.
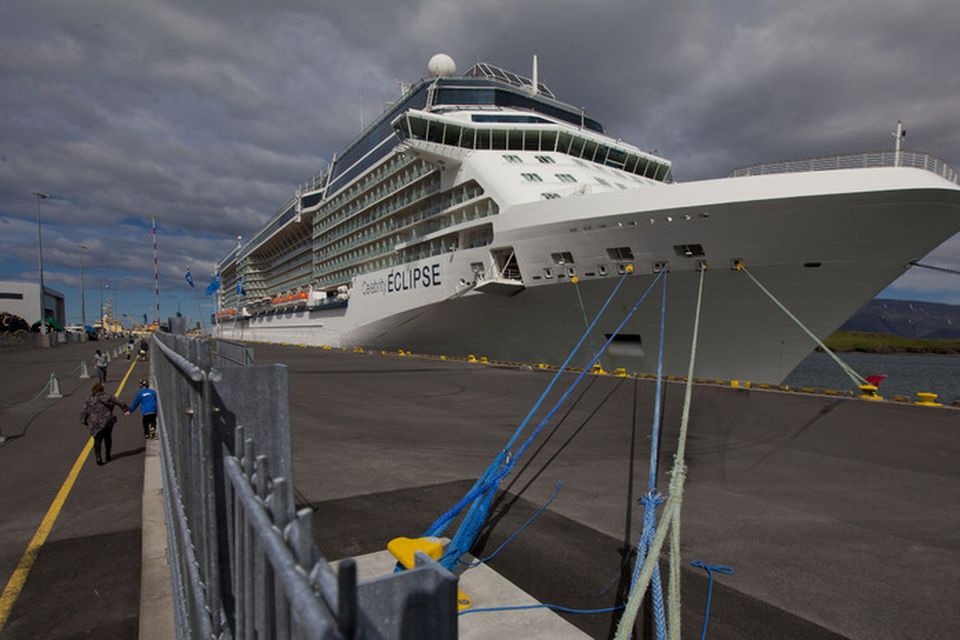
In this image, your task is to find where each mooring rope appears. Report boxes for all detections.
[629,270,669,639]
[615,266,707,640]
[909,260,960,276]
[737,263,867,389]
[426,270,666,571]
[572,276,602,369]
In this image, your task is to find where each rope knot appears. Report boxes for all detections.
[638,491,665,508]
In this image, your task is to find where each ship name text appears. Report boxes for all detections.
[361,264,441,296]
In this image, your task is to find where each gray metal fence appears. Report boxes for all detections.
[152,332,458,639]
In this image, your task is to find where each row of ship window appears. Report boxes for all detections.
[315,199,499,279]
[314,187,491,266]
[394,113,672,182]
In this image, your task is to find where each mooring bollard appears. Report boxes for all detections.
[80,360,90,379]
[47,373,63,399]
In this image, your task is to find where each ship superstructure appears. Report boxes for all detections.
[215,55,960,383]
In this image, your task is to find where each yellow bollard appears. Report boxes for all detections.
[480,356,489,364]
[614,367,628,377]
[467,354,478,363]
[590,363,606,375]
[858,384,883,401]
[914,392,941,407]
[387,537,473,612]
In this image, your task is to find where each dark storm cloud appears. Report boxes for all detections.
[1,0,958,315]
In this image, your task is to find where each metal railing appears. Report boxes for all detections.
[214,338,255,367]
[152,333,458,639]
[729,149,959,185]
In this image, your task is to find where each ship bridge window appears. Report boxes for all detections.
[521,172,543,182]
[606,247,634,261]
[556,173,577,183]
[491,129,507,150]
[503,154,522,163]
[536,155,555,164]
[471,114,551,124]
[551,251,574,265]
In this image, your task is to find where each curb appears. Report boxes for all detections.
[139,438,175,639]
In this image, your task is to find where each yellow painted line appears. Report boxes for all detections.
[0,354,140,630]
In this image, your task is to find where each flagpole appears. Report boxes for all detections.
[152,216,160,326]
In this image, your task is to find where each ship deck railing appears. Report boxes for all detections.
[729,149,959,185]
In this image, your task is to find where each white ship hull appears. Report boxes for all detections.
[220,167,960,383]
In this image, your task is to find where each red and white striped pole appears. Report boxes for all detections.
[152,216,160,326]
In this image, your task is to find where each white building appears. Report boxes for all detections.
[0,281,66,328]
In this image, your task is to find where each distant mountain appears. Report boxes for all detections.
[841,299,960,339]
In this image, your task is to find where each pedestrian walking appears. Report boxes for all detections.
[138,336,149,362]
[126,335,135,360]
[125,378,158,440]
[94,349,108,383]
[79,382,129,466]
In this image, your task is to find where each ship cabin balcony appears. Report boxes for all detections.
[393,110,673,183]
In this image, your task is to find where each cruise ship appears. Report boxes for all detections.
[215,55,960,384]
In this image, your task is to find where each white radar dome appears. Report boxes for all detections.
[427,53,456,78]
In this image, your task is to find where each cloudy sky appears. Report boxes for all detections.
[1,0,959,326]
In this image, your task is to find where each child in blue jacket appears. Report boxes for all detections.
[126,378,158,439]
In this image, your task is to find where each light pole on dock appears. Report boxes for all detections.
[79,244,87,327]
[33,191,49,333]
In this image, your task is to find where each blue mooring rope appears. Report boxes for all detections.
[628,271,669,639]
[426,271,665,571]
[458,481,563,568]
[460,602,625,617]
[690,560,735,640]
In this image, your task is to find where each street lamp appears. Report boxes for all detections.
[98,268,105,327]
[33,191,49,333]
[79,244,87,327]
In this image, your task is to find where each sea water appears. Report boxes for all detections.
[785,351,960,403]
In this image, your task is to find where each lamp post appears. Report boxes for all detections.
[98,268,105,328]
[79,244,87,327]
[33,191,49,333]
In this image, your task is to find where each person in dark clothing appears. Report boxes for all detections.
[138,337,149,361]
[125,378,158,439]
[94,349,108,383]
[80,382,128,465]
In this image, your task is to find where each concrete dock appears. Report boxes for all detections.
[1,339,957,639]
[0,339,146,639]
[254,343,959,640]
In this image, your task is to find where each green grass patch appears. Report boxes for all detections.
[824,331,960,354]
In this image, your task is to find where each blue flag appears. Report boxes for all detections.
[185,269,195,288]
[205,273,220,295]
[236,275,246,296]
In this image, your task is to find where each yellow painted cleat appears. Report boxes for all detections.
[614,367,628,377]
[590,363,606,375]
[387,536,443,569]
[457,590,472,611]
[467,354,478,363]
[625,263,634,273]
[914,392,941,407]
[570,275,579,284]
[858,384,883,401]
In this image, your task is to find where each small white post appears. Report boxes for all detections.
[80,360,90,379]
[47,373,62,398]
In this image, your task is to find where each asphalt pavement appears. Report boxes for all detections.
[254,343,960,640]
[0,339,147,639]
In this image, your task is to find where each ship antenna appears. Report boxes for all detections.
[892,120,906,166]
[531,54,539,95]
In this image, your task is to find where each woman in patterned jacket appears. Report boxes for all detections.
[79,382,128,465]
